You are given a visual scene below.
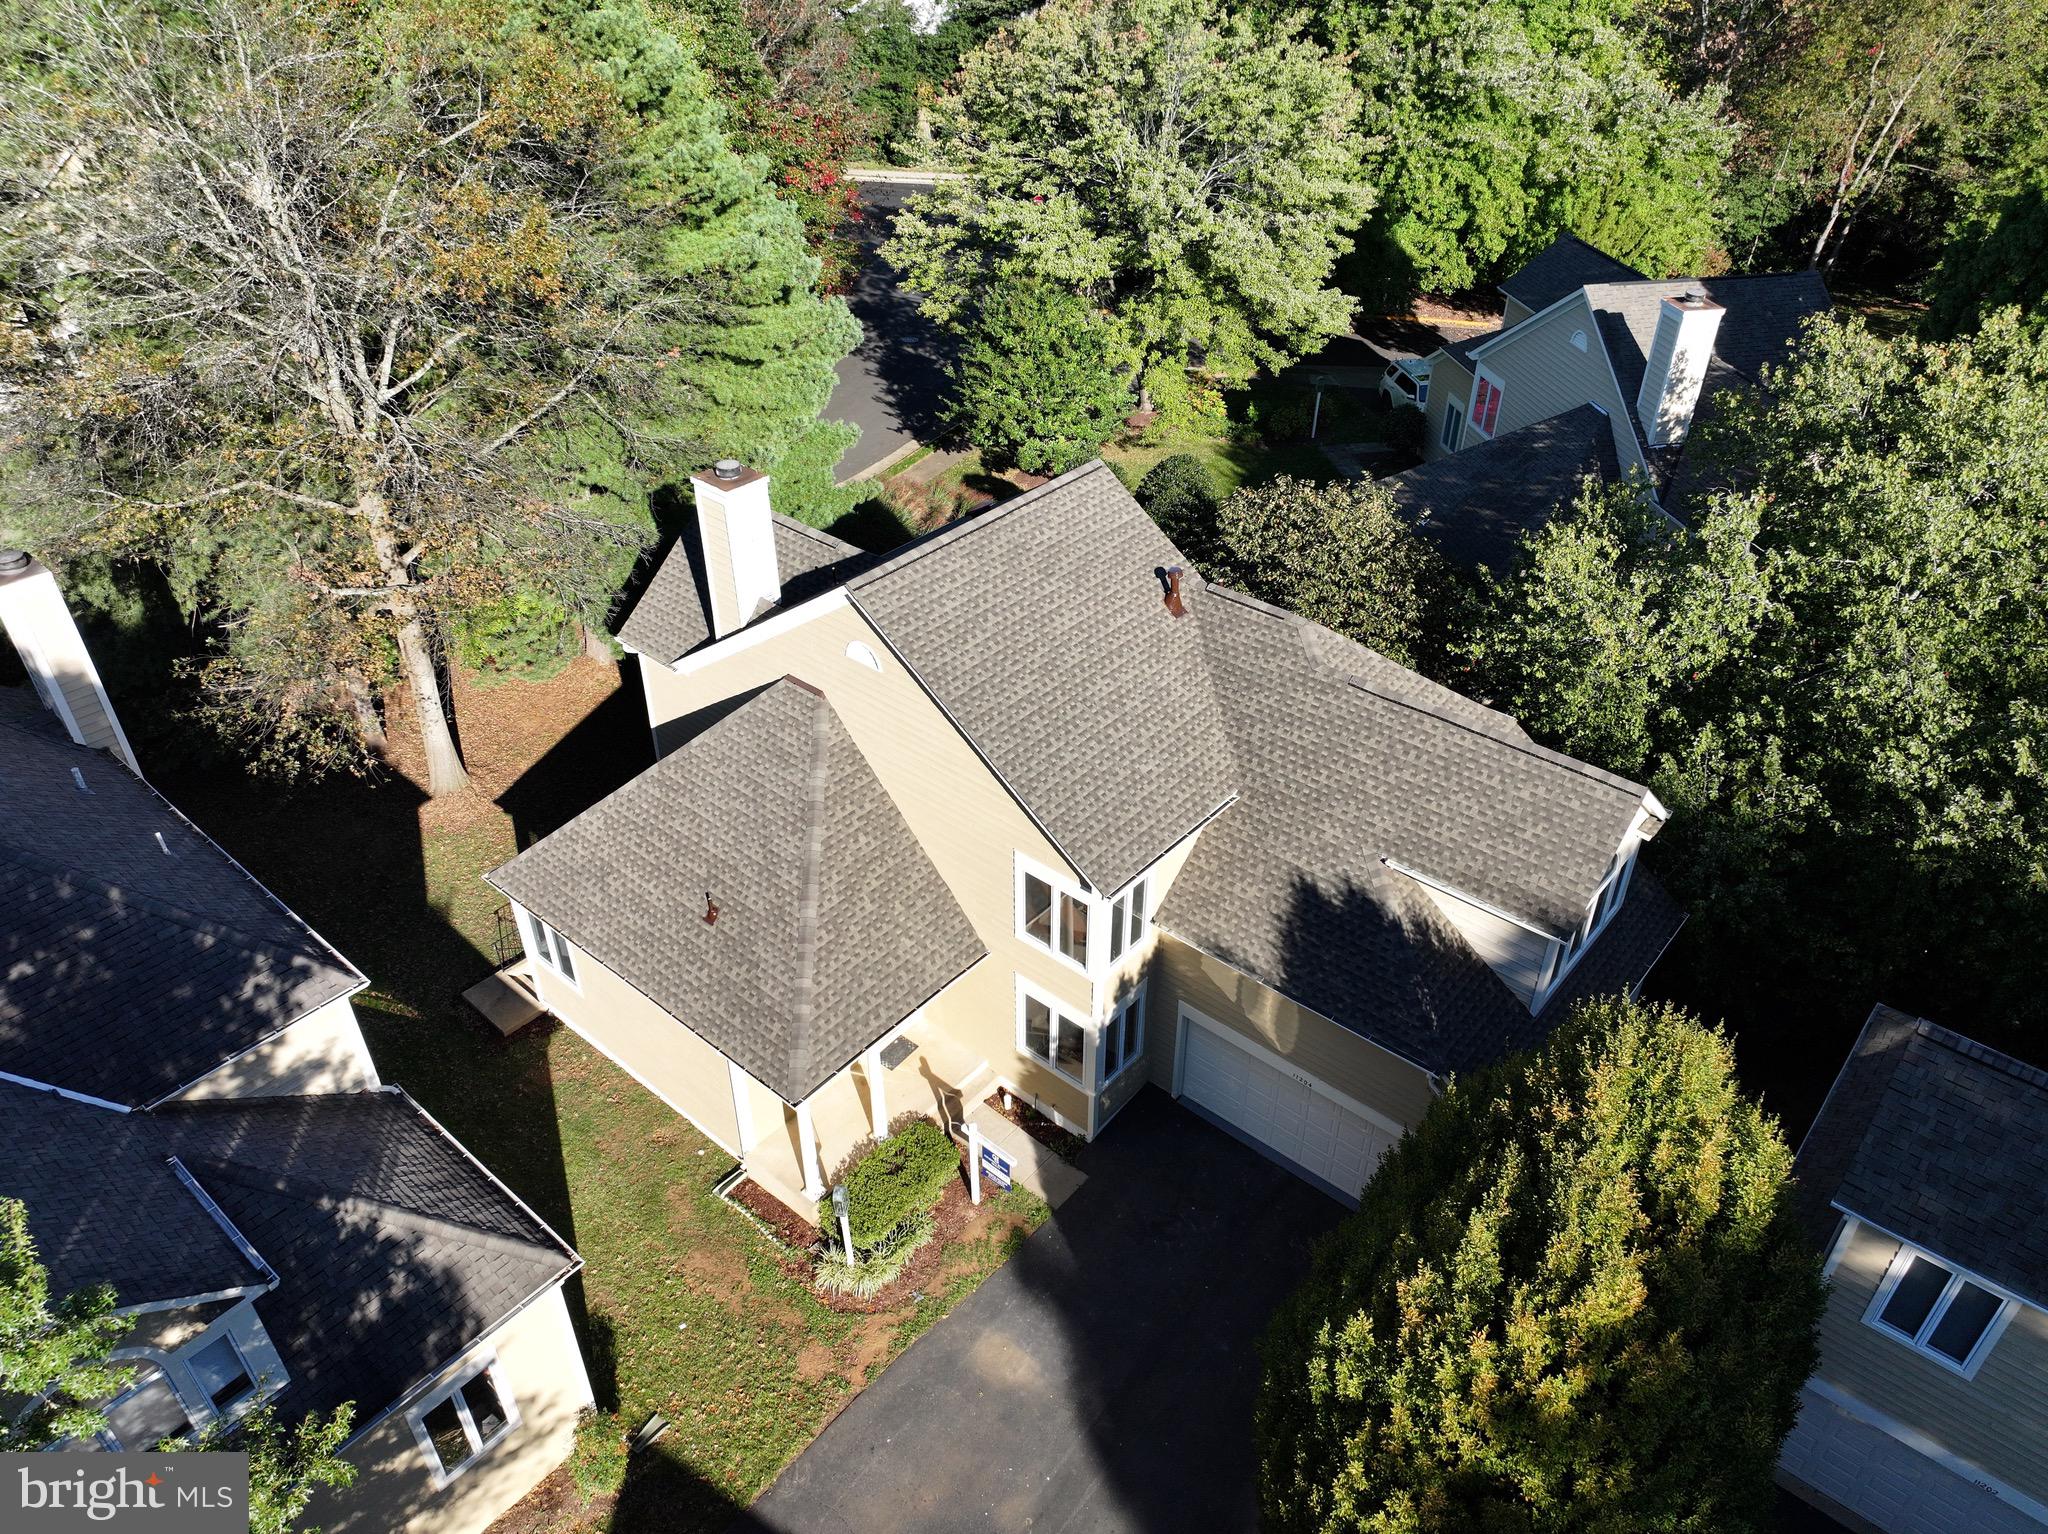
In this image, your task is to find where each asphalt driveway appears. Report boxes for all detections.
[734,1088,1342,1532]
[827,185,952,483]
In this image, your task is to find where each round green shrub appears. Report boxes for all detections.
[1135,453,1220,555]
[1384,402,1428,458]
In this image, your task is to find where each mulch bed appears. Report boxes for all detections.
[983,1092,1083,1162]
[809,1176,980,1315]
[729,1177,819,1253]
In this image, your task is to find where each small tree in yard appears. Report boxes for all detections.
[1208,477,1443,668]
[168,1403,357,1534]
[1135,453,1220,555]
[1257,996,1824,1534]
[950,283,1131,476]
[1,1198,126,1450]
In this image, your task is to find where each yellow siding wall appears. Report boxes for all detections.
[1145,934,1438,1131]
[1465,295,1648,476]
[317,1285,591,1534]
[640,599,1097,1129]
[1819,1221,2048,1504]
[1096,829,1204,1126]
[525,936,741,1154]
[174,995,380,1102]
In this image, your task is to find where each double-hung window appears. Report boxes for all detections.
[1472,375,1505,437]
[1100,987,1147,1085]
[1440,400,1464,451]
[1866,1245,2013,1375]
[410,1358,518,1487]
[1106,878,1149,964]
[524,909,578,986]
[1019,858,1089,970]
[1018,983,1087,1086]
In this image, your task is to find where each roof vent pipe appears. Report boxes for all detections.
[1159,566,1186,618]
[703,892,719,926]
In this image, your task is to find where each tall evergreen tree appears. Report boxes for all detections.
[1258,996,1824,1534]
[948,282,1131,476]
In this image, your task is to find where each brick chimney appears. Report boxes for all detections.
[0,549,140,773]
[690,461,782,640]
[1634,293,1724,449]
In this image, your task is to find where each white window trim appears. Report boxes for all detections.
[1015,853,1092,977]
[407,1351,521,1490]
[1105,873,1152,968]
[1533,836,1641,1006]
[513,901,581,993]
[1471,367,1507,439]
[1440,399,1464,451]
[1015,975,1092,1090]
[1101,984,1148,1087]
[1862,1241,2020,1380]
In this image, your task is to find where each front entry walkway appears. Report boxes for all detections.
[732,1088,1342,1532]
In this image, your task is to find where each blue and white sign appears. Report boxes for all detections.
[978,1140,1013,1191]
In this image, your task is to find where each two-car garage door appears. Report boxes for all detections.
[1177,1009,1399,1204]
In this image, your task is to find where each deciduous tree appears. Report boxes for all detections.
[1,0,855,791]
[884,0,1370,399]
[1257,996,1824,1534]
[0,1199,126,1451]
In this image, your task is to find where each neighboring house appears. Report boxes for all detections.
[488,458,1685,1216]
[1399,234,1830,565]
[1781,1005,2048,1534]
[0,553,593,1534]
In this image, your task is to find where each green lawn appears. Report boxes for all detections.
[1101,425,1338,498]
[158,665,1046,1533]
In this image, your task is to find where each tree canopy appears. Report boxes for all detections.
[1459,311,2048,1050]
[884,0,1371,398]
[1,1198,126,1450]
[949,282,1132,476]
[1257,995,1823,1534]
[1,0,855,792]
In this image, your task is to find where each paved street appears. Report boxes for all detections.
[827,186,952,483]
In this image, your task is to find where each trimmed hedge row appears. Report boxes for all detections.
[820,1118,960,1253]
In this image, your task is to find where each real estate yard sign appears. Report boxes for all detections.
[979,1139,1013,1192]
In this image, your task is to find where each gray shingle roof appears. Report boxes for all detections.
[488,678,985,1102]
[0,703,363,1107]
[1580,272,1831,477]
[1795,1006,2048,1308]
[1,1080,576,1426]
[848,463,1240,894]
[0,1083,262,1305]
[1383,404,1620,573]
[1500,233,1647,312]
[616,514,873,665]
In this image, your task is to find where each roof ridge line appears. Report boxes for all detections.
[844,460,1115,593]
[783,688,834,1098]
[1909,1015,2048,1096]
[187,1158,565,1268]
[0,841,355,974]
[1339,675,1648,802]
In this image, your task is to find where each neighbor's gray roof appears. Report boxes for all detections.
[1159,583,1678,1075]
[1384,404,1620,573]
[616,514,873,665]
[1,1083,576,1425]
[0,701,363,1107]
[847,463,1240,894]
[1580,272,1831,476]
[1796,1006,2048,1309]
[489,678,985,1102]
[1500,233,1646,312]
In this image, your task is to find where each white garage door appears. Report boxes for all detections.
[1178,1010,1398,1203]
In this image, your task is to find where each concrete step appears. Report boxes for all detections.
[462,962,546,1037]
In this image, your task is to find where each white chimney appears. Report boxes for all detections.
[0,549,140,773]
[1634,293,1724,448]
[690,461,782,640]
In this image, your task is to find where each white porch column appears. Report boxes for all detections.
[863,1042,889,1138]
[727,1060,756,1152]
[795,1098,826,1199]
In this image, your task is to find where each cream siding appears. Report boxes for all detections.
[317,1284,591,1534]
[1422,356,1474,463]
[1415,885,1549,1007]
[1465,294,1648,475]
[1095,829,1203,1125]
[525,934,743,1154]
[1144,934,1438,1132]
[638,601,1099,1129]
[173,994,379,1102]
[1816,1220,2048,1505]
